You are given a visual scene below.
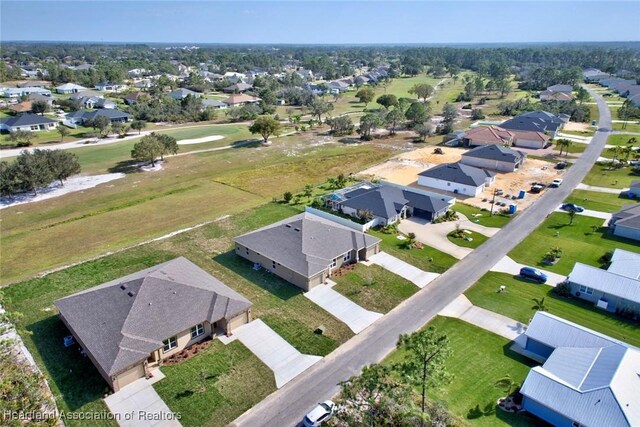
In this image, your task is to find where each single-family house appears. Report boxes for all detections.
[27,93,54,106]
[629,180,640,196]
[202,99,228,110]
[583,68,610,82]
[517,311,639,427]
[323,182,453,228]
[127,68,149,77]
[295,69,314,80]
[134,79,154,89]
[326,81,350,93]
[3,87,52,98]
[124,92,143,106]
[565,249,640,313]
[8,101,33,114]
[418,162,495,197]
[94,82,127,92]
[234,212,381,292]
[546,84,573,94]
[223,72,247,83]
[223,94,261,107]
[510,129,551,149]
[500,110,564,138]
[539,90,574,102]
[222,82,253,93]
[0,113,58,132]
[54,257,252,392]
[460,144,526,172]
[55,83,87,94]
[65,109,131,125]
[168,88,202,100]
[462,126,514,147]
[70,90,102,101]
[609,204,640,241]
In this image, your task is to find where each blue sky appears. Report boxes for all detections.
[1,1,639,44]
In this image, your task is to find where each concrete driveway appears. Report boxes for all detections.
[439,295,526,341]
[490,256,567,287]
[365,251,440,288]
[104,374,181,427]
[398,215,500,260]
[222,320,322,388]
[305,285,383,334]
[555,206,612,224]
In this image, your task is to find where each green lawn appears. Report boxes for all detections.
[447,230,488,249]
[452,203,514,228]
[606,133,639,147]
[0,125,96,147]
[564,189,639,213]
[369,230,458,274]
[583,162,639,189]
[332,264,418,313]
[154,340,276,427]
[466,272,640,347]
[560,129,595,137]
[555,141,586,154]
[613,122,640,133]
[509,212,640,275]
[384,317,541,427]
[261,315,339,356]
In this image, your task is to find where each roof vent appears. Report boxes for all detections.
[294,228,300,232]
[285,224,291,228]
[148,302,152,306]
[173,291,177,295]
[120,284,127,290]
[127,291,135,297]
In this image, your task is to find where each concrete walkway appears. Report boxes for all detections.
[490,256,566,287]
[105,373,181,427]
[220,320,321,388]
[557,132,592,144]
[364,251,440,288]
[576,183,628,194]
[439,295,526,341]
[305,284,383,334]
[398,215,500,260]
[555,206,612,222]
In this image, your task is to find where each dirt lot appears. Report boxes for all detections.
[357,146,564,210]
[563,121,592,132]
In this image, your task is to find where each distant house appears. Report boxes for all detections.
[565,249,640,313]
[539,90,573,102]
[295,69,314,80]
[75,95,115,109]
[54,257,252,392]
[70,90,102,101]
[168,88,202,100]
[546,84,573,94]
[27,93,54,106]
[222,82,253,93]
[134,79,154,89]
[323,182,453,228]
[124,92,143,105]
[8,101,33,114]
[3,87,52,98]
[326,80,350,93]
[234,212,381,292]
[418,162,495,197]
[462,126,514,147]
[223,94,261,107]
[94,82,127,92]
[0,113,58,132]
[202,99,228,110]
[509,129,551,149]
[609,204,640,241]
[583,68,611,82]
[127,68,149,77]
[500,110,565,138]
[460,144,526,172]
[629,180,640,196]
[517,311,639,427]
[55,83,87,94]
[65,109,131,125]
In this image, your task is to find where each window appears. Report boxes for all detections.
[31,125,38,130]
[447,182,451,186]
[572,422,582,427]
[246,248,249,255]
[191,323,204,339]
[579,285,594,295]
[331,258,337,268]
[343,252,351,262]
[272,261,277,269]
[162,336,177,352]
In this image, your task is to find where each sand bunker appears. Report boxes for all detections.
[177,135,224,145]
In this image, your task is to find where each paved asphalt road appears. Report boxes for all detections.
[232,87,612,427]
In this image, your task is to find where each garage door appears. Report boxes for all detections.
[413,208,431,220]
[115,364,145,390]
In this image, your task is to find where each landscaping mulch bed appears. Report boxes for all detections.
[162,337,214,366]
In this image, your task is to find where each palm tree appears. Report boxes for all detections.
[550,246,563,259]
[628,137,637,146]
[531,297,548,312]
[568,210,577,225]
[556,138,572,157]
[622,145,634,161]
[495,375,519,397]
[607,146,623,162]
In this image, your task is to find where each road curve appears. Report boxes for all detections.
[231,86,612,427]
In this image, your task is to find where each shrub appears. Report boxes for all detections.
[471,108,485,120]
[553,282,571,297]
[283,191,293,203]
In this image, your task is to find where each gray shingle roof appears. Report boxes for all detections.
[234,212,380,278]
[546,84,573,93]
[168,88,201,99]
[501,110,563,133]
[54,257,251,376]
[521,312,640,427]
[418,162,495,187]
[613,204,640,230]
[461,144,524,163]
[0,113,56,127]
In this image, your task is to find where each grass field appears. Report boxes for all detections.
[1,133,399,285]
[0,125,96,147]
[613,122,640,132]
[564,189,639,212]
[508,212,640,276]
[154,341,276,427]
[466,272,640,346]
[451,203,514,228]
[555,141,586,154]
[447,230,488,248]
[2,202,360,425]
[369,230,458,274]
[606,133,639,146]
[332,264,418,313]
[560,129,595,137]
[384,317,540,427]
[583,162,639,189]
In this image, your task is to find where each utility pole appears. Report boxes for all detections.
[489,188,498,216]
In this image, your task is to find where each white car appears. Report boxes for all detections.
[551,178,563,187]
[303,400,335,427]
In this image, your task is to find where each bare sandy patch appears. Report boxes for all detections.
[563,122,591,132]
[177,135,224,145]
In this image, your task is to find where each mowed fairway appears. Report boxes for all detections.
[1,133,398,285]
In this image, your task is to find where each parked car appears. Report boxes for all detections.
[519,267,548,284]
[555,161,567,170]
[530,184,544,194]
[303,401,336,427]
[550,178,563,187]
[560,203,585,213]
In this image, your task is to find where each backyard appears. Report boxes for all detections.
[509,212,640,275]
[384,316,541,427]
[465,272,640,347]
